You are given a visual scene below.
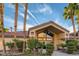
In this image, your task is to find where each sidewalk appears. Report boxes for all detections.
[52,51,79,56]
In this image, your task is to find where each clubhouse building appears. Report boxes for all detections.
[0,21,78,50]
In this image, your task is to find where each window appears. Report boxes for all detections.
[31,32,34,35]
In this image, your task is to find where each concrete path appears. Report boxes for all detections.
[52,51,79,56]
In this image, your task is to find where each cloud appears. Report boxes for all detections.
[24,6,39,25]
[38,4,53,14]
[67,25,78,33]
[27,10,39,24]
[17,21,33,31]
[17,23,33,31]
[8,4,15,9]
[7,3,39,25]
[4,16,33,31]
[19,12,29,20]
[4,16,14,26]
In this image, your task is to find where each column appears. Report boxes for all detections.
[54,34,58,50]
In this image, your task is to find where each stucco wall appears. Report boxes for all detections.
[0,38,28,50]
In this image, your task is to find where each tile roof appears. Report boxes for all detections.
[0,31,29,38]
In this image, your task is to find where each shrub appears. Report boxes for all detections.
[27,38,39,50]
[46,43,54,55]
[66,40,78,54]
[27,38,45,55]
[36,41,43,49]
[6,42,14,49]
[42,42,46,49]
[13,39,23,52]
[27,38,54,56]
[24,49,33,56]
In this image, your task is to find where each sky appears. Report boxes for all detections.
[3,3,78,33]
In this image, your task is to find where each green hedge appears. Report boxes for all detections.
[66,40,78,54]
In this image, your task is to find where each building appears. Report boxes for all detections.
[0,21,69,50]
[67,31,79,39]
[29,21,69,50]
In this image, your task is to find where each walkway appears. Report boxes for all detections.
[52,51,79,56]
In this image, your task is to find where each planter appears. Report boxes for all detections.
[42,49,46,54]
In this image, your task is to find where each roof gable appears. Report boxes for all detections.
[29,21,69,33]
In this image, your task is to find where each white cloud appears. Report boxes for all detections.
[24,6,39,25]
[4,16,14,25]
[8,4,15,9]
[19,12,29,20]
[17,21,33,31]
[4,16,33,31]
[19,12,24,17]
[67,25,78,33]
[38,4,53,14]
[17,23,33,31]
[27,10,39,24]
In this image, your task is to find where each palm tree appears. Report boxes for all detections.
[63,3,76,39]
[74,3,79,38]
[14,3,18,51]
[23,3,28,52]
[75,17,79,37]
[14,3,18,38]
[0,4,6,53]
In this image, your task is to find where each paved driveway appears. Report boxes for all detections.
[52,51,79,56]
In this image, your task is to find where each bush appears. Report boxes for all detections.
[66,40,78,54]
[36,41,43,49]
[46,43,54,55]
[27,38,54,56]
[27,38,39,50]
[42,42,46,49]
[6,42,14,49]
[24,49,33,56]
[13,39,23,52]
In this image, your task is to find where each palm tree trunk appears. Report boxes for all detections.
[78,15,79,39]
[2,20,6,54]
[78,24,79,39]
[71,16,76,39]
[14,3,18,38]
[23,3,28,52]
[0,4,6,54]
[14,3,18,51]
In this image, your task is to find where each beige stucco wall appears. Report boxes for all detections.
[29,28,68,50]
[0,33,67,50]
[29,23,69,38]
[0,38,28,50]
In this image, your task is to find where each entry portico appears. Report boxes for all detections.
[29,21,69,50]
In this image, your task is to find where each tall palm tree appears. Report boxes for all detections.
[14,3,18,51]
[63,3,76,39]
[14,3,18,38]
[75,17,79,37]
[23,3,28,52]
[74,3,79,38]
[0,4,6,53]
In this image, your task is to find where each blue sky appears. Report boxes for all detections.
[3,3,78,33]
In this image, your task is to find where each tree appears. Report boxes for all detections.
[4,28,9,32]
[23,3,28,52]
[0,20,9,32]
[14,3,18,51]
[14,3,18,38]
[63,3,76,39]
[0,4,6,54]
[74,3,79,38]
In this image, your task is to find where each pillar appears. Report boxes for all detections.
[53,34,58,50]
